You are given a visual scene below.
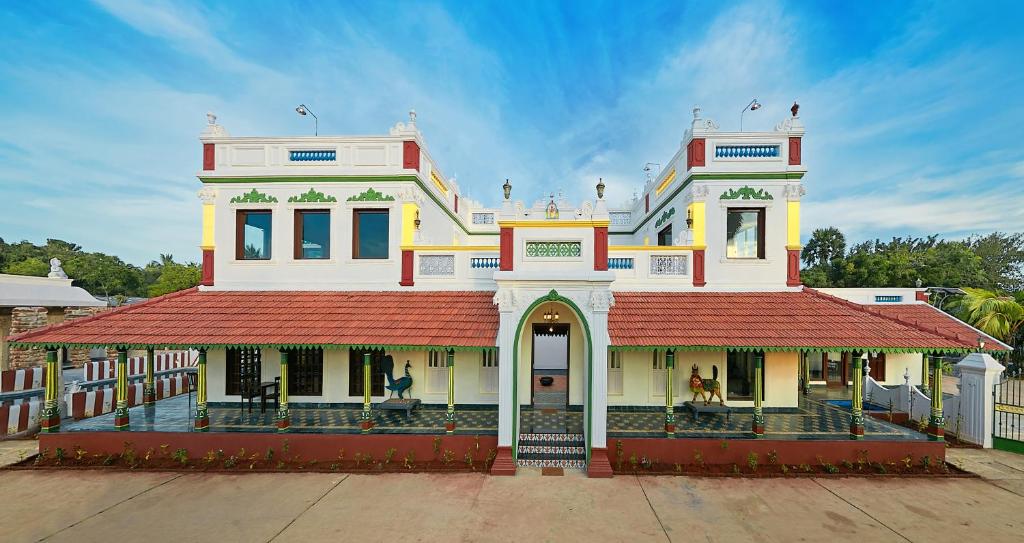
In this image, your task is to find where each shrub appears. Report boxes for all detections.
[74,446,88,461]
[441,450,455,465]
[432,437,442,458]
[384,448,397,465]
[693,449,704,468]
[747,452,759,472]
[405,450,416,470]
[172,448,189,466]
[766,450,779,465]
[54,447,65,466]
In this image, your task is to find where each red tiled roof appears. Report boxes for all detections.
[608,289,981,352]
[9,288,499,349]
[863,302,1010,351]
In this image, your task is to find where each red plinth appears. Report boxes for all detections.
[194,416,209,431]
[143,390,156,406]
[752,423,765,436]
[277,417,290,431]
[360,420,375,431]
[587,448,614,478]
[40,414,61,433]
[399,250,414,286]
[692,249,706,287]
[664,423,675,434]
[927,424,944,441]
[445,422,456,433]
[490,446,516,476]
[850,423,865,438]
[201,248,215,286]
[786,248,801,286]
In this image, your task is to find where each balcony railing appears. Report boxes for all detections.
[608,257,634,270]
[470,257,500,269]
[289,150,337,161]
[714,145,779,158]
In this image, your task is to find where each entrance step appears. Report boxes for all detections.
[517,433,586,469]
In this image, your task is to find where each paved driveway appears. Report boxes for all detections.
[0,448,1021,542]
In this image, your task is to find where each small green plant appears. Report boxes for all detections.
[74,446,88,461]
[615,440,625,470]
[823,463,839,474]
[780,464,789,475]
[674,463,683,473]
[920,455,932,471]
[54,447,65,466]
[35,448,48,466]
[224,455,238,469]
[901,455,913,469]
[102,454,115,466]
[766,450,779,465]
[441,449,455,465]
[917,416,928,432]
[276,461,285,469]
[720,440,729,450]
[841,460,854,470]
[143,448,154,463]
[265,448,275,462]
[384,448,397,465]
[799,463,812,473]
[464,450,474,469]
[354,453,364,467]
[433,436,442,458]
[856,449,869,470]
[746,452,759,472]
[485,448,496,467]
[204,450,218,464]
[330,463,339,471]
[693,449,704,468]
[121,442,138,467]
[640,455,653,470]
[404,450,416,470]
[629,453,638,471]
[337,448,345,462]
[872,462,888,474]
[172,448,189,466]
[731,463,740,474]
[282,439,290,456]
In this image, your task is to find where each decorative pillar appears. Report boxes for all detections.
[143,347,156,406]
[277,350,290,432]
[927,354,945,441]
[593,226,608,271]
[114,348,130,431]
[198,186,216,286]
[40,349,61,433]
[850,352,864,439]
[784,185,804,287]
[587,291,613,478]
[445,349,456,433]
[752,351,765,437]
[921,356,930,390]
[664,350,675,435]
[491,291,517,476]
[689,199,706,287]
[802,351,811,395]
[499,227,514,271]
[194,349,209,431]
[360,352,374,432]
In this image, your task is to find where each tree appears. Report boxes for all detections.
[802,227,846,268]
[5,257,49,276]
[966,232,1024,293]
[147,262,201,297]
[951,288,1024,344]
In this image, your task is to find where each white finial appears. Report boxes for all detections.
[903,367,910,386]
[692,106,701,120]
[207,112,217,125]
[48,258,67,279]
[409,109,417,124]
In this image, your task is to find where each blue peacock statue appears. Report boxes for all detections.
[382,355,413,399]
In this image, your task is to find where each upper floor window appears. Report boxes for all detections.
[352,209,389,259]
[726,208,765,259]
[657,225,673,246]
[294,210,330,260]
[236,210,272,260]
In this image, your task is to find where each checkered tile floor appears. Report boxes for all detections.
[62,393,924,440]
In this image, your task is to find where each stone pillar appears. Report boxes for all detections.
[194,349,209,431]
[587,292,613,478]
[143,347,156,406]
[850,352,865,439]
[8,307,48,368]
[491,297,517,476]
[445,349,456,433]
[927,354,945,441]
[40,349,61,433]
[114,348,130,431]
[752,351,765,437]
[360,352,374,432]
[955,353,1005,448]
[277,350,290,432]
[665,350,675,435]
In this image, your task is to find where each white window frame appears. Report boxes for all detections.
[651,350,666,397]
[479,350,499,394]
[608,350,623,395]
[427,350,447,394]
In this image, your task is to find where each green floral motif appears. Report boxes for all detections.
[288,188,337,203]
[347,188,395,202]
[525,241,582,258]
[720,186,773,200]
[655,207,675,228]
[230,189,278,204]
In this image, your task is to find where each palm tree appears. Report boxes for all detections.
[952,288,1024,347]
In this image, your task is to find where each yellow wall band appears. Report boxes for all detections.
[401,202,420,246]
[655,169,677,196]
[497,220,610,228]
[431,170,449,195]
[787,200,801,248]
[400,245,499,251]
[201,203,216,249]
[689,202,706,247]
[609,245,696,251]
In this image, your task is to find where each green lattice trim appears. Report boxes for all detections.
[608,345,975,355]
[720,186,773,200]
[347,188,395,202]
[525,241,582,258]
[8,341,496,352]
[230,189,278,203]
[288,188,337,203]
[655,207,675,228]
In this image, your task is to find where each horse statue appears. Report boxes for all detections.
[382,355,413,399]
[689,364,725,406]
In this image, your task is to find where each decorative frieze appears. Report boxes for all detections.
[288,188,337,203]
[289,150,336,162]
[650,255,689,276]
[419,255,455,276]
[609,212,632,226]
[714,145,780,158]
[472,212,495,224]
[230,189,278,204]
[525,241,581,258]
[347,188,395,202]
[655,208,675,228]
[720,186,773,201]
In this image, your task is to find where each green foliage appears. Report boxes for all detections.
[5,257,49,276]
[950,288,1024,343]
[147,261,201,297]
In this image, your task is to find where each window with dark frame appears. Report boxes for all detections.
[352,209,389,259]
[235,210,273,260]
[294,210,330,260]
[726,351,765,401]
[286,348,324,396]
[726,208,765,259]
[225,347,262,396]
[657,224,673,246]
[348,348,385,396]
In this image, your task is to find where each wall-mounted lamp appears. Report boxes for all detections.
[686,208,693,229]
[414,210,421,230]
[739,98,761,131]
[596,178,605,200]
[295,104,318,136]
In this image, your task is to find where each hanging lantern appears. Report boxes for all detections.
[503,178,512,200]
[596,178,606,200]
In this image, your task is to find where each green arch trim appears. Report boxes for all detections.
[512,289,594,463]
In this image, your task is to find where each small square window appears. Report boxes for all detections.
[353,209,389,259]
[294,210,330,259]
[236,210,272,260]
[726,208,765,259]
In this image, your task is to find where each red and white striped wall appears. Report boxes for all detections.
[0,400,42,437]
[0,367,45,393]
[84,352,194,381]
[66,373,190,420]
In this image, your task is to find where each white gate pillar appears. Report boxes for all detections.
[955,353,1005,448]
[491,290,518,475]
[587,291,613,477]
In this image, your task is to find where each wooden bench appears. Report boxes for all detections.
[683,401,732,422]
[378,398,421,420]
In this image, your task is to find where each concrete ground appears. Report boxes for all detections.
[0,444,1022,542]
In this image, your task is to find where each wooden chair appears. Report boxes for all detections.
[261,377,280,414]
[240,374,260,413]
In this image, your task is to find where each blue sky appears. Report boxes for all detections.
[1,0,1022,265]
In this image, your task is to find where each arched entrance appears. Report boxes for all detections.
[511,290,593,466]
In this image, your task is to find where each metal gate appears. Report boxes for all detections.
[994,375,1024,453]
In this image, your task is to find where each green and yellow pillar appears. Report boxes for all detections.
[194,349,209,431]
[143,347,156,407]
[113,348,130,430]
[850,352,865,439]
[360,353,374,432]
[277,350,290,432]
[927,354,945,441]
[665,350,676,436]
[445,349,456,433]
[752,351,765,437]
[921,356,930,390]
[40,349,61,433]
[802,352,811,395]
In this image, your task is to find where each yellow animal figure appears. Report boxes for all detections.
[689,364,725,406]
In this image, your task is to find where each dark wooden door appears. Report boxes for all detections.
[349,348,385,397]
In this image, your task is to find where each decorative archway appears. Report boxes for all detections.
[511,289,593,462]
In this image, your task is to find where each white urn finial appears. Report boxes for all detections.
[207,111,217,125]
[409,109,417,124]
